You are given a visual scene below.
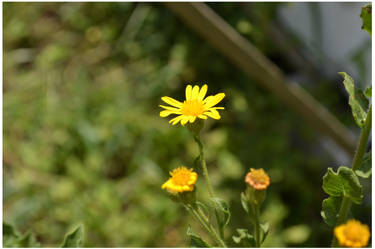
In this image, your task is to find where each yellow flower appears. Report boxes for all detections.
[334,220,370,247]
[162,166,198,193]
[160,84,225,126]
[245,168,270,190]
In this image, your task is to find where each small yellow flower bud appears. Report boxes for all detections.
[334,219,370,247]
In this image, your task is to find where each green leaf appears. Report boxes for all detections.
[17,232,40,247]
[210,197,231,230]
[338,72,369,127]
[3,223,20,247]
[322,166,363,204]
[321,196,341,226]
[187,226,212,248]
[365,86,372,98]
[232,228,255,247]
[260,222,270,243]
[60,225,83,248]
[355,151,372,178]
[361,3,372,35]
[240,192,249,213]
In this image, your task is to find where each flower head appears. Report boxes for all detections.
[334,220,370,247]
[162,166,198,194]
[245,168,270,190]
[160,84,225,126]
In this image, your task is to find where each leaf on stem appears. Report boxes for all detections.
[321,196,341,226]
[210,197,231,230]
[360,3,372,35]
[187,226,212,248]
[355,151,372,178]
[60,225,83,248]
[338,72,369,127]
[3,223,40,247]
[365,86,372,98]
[232,228,255,247]
[260,222,270,243]
[322,166,363,204]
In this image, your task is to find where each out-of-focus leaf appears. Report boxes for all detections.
[355,151,372,178]
[321,196,341,226]
[17,232,40,247]
[339,72,369,127]
[361,3,372,35]
[323,166,362,204]
[365,86,372,98]
[232,228,255,247]
[3,223,19,247]
[60,225,83,248]
[260,222,270,243]
[282,225,311,244]
[186,226,211,248]
[240,192,249,214]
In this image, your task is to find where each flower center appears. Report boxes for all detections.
[171,168,193,185]
[343,222,364,242]
[181,99,205,116]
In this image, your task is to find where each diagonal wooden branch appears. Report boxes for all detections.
[164,2,356,155]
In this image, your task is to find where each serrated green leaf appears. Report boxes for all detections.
[321,196,341,227]
[187,226,212,248]
[339,72,369,127]
[60,225,83,248]
[355,151,372,178]
[361,4,372,35]
[322,166,362,204]
[3,223,20,247]
[232,228,255,247]
[365,86,372,98]
[210,197,231,230]
[260,222,270,243]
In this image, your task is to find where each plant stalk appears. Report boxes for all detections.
[187,204,228,247]
[194,134,224,239]
[331,105,372,247]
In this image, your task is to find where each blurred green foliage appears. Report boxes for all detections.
[3,2,371,247]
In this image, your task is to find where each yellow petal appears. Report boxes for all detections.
[170,115,184,125]
[161,97,183,108]
[160,110,175,117]
[204,111,220,119]
[192,85,199,99]
[181,116,189,126]
[204,93,225,108]
[159,105,181,112]
[189,116,196,123]
[198,114,207,119]
[197,84,207,101]
[185,85,192,100]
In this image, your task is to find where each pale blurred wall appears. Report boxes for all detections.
[279,2,371,86]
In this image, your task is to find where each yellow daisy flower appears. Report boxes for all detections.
[334,220,370,247]
[162,166,198,194]
[160,84,225,126]
[245,168,270,190]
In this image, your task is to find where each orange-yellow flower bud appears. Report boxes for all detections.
[245,168,270,190]
[334,219,370,247]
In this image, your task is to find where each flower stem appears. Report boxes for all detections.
[253,205,261,247]
[194,134,215,198]
[186,204,227,247]
[331,105,372,247]
[193,134,225,239]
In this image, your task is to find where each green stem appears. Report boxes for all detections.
[331,105,372,247]
[194,134,224,239]
[249,203,261,247]
[186,204,228,247]
[194,134,215,198]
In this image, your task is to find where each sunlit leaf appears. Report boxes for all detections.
[339,72,369,127]
[321,196,341,226]
[61,225,83,248]
[361,3,372,35]
[323,166,362,204]
[355,151,372,178]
